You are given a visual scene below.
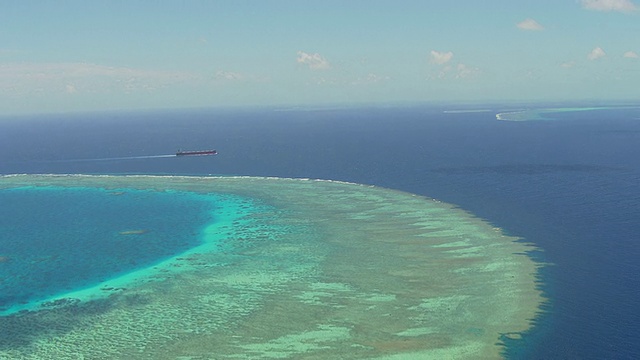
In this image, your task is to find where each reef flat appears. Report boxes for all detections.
[0,174,543,359]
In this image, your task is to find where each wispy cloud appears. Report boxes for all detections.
[304,72,391,87]
[0,62,195,95]
[580,0,638,12]
[214,70,268,83]
[587,47,607,60]
[351,73,391,85]
[454,63,479,79]
[561,61,577,68]
[517,18,544,31]
[624,51,639,58]
[215,70,244,81]
[296,51,331,70]
[430,63,480,80]
[0,49,19,57]
[430,50,454,65]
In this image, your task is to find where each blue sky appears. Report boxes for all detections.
[1,0,639,114]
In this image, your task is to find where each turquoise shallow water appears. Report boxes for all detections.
[0,185,223,314]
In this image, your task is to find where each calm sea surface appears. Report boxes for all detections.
[1,105,639,359]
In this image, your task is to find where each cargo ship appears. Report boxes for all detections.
[176,149,217,156]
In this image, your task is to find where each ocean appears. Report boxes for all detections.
[1,104,639,359]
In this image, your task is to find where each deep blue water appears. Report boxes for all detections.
[0,185,215,314]
[1,105,640,359]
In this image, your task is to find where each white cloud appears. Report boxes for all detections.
[561,61,577,68]
[517,18,544,31]
[587,47,607,60]
[624,51,639,58]
[296,51,331,70]
[430,50,454,65]
[580,0,638,12]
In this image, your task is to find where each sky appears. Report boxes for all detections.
[1,0,639,115]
